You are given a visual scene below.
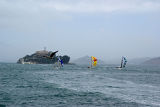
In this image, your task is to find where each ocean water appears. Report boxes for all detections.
[0,63,160,107]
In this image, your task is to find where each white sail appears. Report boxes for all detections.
[121,56,127,68]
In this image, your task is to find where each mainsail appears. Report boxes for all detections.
[54,56,63,68]
[58,56,63,67]
[91,56,97,67]
[120,56,127,68]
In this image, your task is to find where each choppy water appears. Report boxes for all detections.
[0,63,160,107]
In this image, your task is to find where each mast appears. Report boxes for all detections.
[120,57,123,68]
[91,56,92,68]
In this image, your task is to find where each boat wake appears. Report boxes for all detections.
[43,70,160,107]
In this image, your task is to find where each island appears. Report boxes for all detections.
[17,50,70,64]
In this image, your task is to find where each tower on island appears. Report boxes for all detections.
[36,47,48,54]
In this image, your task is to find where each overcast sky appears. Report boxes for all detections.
[0,0,160,62]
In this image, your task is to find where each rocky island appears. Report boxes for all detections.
[17,50,70,64]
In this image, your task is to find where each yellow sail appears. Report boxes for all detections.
[91,56,97,66]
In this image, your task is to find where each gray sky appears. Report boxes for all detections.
[0,0,160,62]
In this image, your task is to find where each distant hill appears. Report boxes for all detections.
[105,57,151,65]
[129,57,151,65]
[142,57,160,65]
[72,56,105,66]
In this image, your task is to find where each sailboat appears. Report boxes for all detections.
[116,56,127,69]
[88,56,97,68]
[54,56,63,69]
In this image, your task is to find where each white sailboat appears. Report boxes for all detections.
[116,56,127,69]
